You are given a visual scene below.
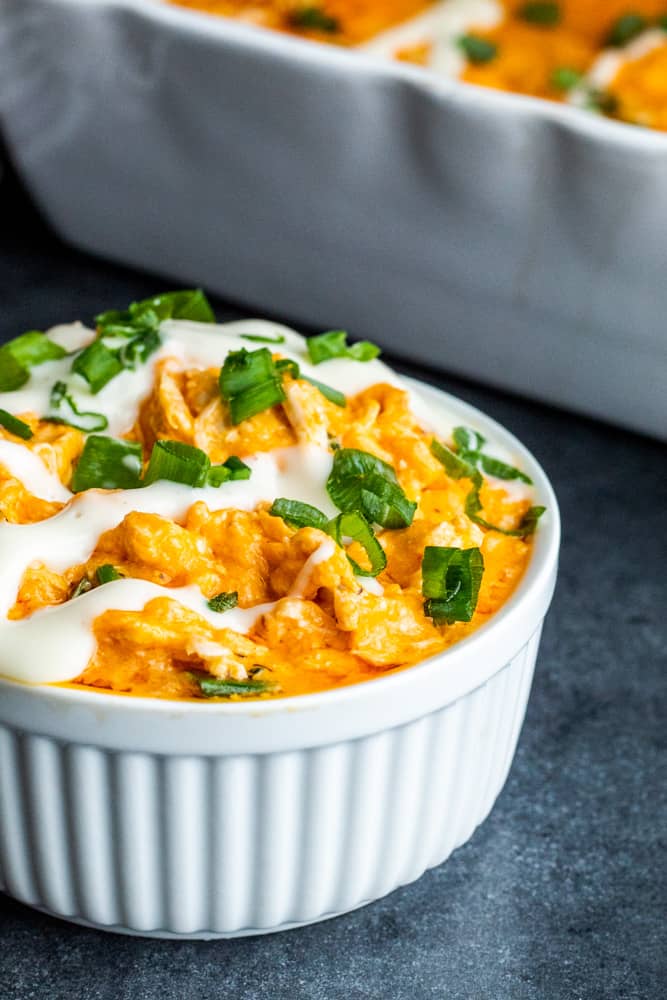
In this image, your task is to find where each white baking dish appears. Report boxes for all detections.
[1,0,666,439]
[0,378,559,938]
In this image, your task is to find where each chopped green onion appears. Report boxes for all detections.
[0,331,67,392]
[457,34,498,63]
[518,2,560,25]
[275,358,346,407]
[207,455,252,486]
[607,13,647,46]
[327,448,416,528]
[96,289,215,332]
[206,591,238,613]
[2,331,67,368]
[71,340,123,394]
[0,352,29,392]
[453,426,486,453]
[219,348,279,397]
[116,327,161,368]
[433,427,532,485]
[658,15,667,30]
[422,546,484,625]
[430,438,477,480]
[96,564,123,584]
[71,435,143,492]
[229,378,286,424]
[551,66,583,91]
[327,511,386,577]
[71,577,93,599]
[240,333,286,344]
[219,348,286,424]
[307,330,380,365]
[194,675,278,698]
[269,498,330,531]
[144,439,211,487]
[465,482,545,536]
[0,409,33,440]
[288,6,340,32]
[47,382,108,433]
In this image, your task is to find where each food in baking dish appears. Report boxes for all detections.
[0,290,544,702]
[168,0,667,131]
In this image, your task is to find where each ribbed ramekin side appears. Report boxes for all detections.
[0,629,540,936]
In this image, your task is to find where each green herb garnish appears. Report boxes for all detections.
[71,577,93,599]
[0,409,33,440]
[206,591,238,613]
[275,357,347,407]
[71,435,143,492]
[551,66,583,91]
[47,381,108,433]
[194,675,278,698]
[607,13,647,46]
[0,331,66,392]
[518,2,560,25]
[422,546,484,625]
[288,6,340,32]
[457,34,498,64]
[219,347,286,424]
[327,448,416,529]
[307,330,380,365]
[240,333,286,344]
[269,498,330,531]
[96,564,123,584]
[327,511,387,577]
[207,456,251,486]
[71,340,124,394]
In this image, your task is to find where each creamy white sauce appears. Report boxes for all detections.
[360,0,501,77]
[577,28,666,94]
[0,441,72,502]
[0,317,530,686]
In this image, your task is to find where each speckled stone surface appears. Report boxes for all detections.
[0,161,665,1000]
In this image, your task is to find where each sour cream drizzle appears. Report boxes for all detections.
[0,318,530,686]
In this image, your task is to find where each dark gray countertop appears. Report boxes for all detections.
[0,163,665,1000]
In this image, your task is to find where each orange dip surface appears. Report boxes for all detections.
[0,306,541,703]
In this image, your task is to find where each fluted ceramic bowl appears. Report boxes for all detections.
[0,377,559,938]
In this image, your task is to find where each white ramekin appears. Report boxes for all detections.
[0,380,560,937]
[1,0,666,438]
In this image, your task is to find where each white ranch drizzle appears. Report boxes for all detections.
[0,318,532,687]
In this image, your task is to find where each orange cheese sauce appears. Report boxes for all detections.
[166,0,667,131]
[3,355,534,703]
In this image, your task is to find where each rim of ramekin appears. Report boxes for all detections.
[41,0,667,152]
[0,375,560,752]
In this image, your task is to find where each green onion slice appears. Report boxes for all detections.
[0,331,67,392]
[96,564,123,584]
[327,448,416,528]
[433,426,532,485]
[0,409,33,440]
[465,482,545,537]
[47,382,108,433]
[194,675,278,698]
[551,66,582,91]
[422,546,484,625]
[96,289,215,333]
[71,435,143,492]
[71,340,124,394]
[206,591,238,613]
[518,2,560,25]
[306,330,380,365]
[288,6,340,32]
[240,333,286,344]
[206,455,252,487]
[457,34,498,63]
[269,498,330,531]
[275,357,346,407]
[607,13,646,46]
[2,331,67,368]
[219,348,286,424]
[144,439,210,487]
[430,438,477,480]
[326,511,387,577]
